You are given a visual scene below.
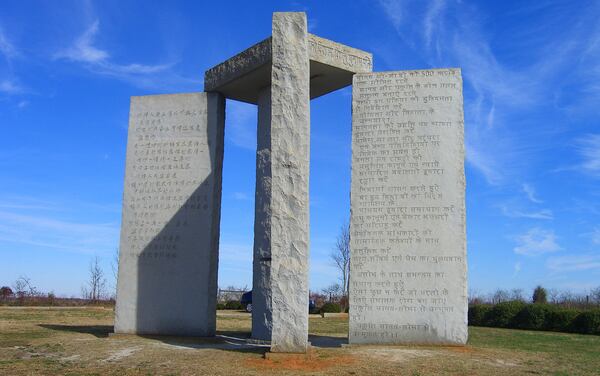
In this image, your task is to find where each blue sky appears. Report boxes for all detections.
[1,0,599,298]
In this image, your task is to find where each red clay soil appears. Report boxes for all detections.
[245,354,357,372]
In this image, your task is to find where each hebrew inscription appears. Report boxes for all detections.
[115,93,224,336]
[349,69,467,344]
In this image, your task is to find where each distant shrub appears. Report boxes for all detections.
[485,301,526,328]
[468,304,492,326]
[319,302,342,314]
[468,302,600,336]
[571,310,600,335]
[513,304,550,330]
[544,308,579,332]
[216,303,226,310]
[224,300,243,310]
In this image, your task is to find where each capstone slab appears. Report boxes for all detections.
[115,92,225,336]
[204,34,372,104]
[349,69,467,345]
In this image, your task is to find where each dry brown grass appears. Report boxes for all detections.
[1,307,599,375]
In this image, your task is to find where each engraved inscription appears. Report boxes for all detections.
[349,69,467,344]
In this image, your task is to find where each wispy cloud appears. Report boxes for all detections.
[54,20,198,90]
[592,227,600,245]
[575,134,600,178]
[233,192,250,201]
[522,183,543,203]
[0,210,118,255]
[547,254,600,272]
[514,227,561,256]
[0,79,24,94]
[512,261,522,277]
[226,100,256,150]
[500,204,553,220]
[54,20,108,63]
[0,26,18,60]
[377,0,599,186]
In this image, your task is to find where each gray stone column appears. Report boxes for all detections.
[252,87,273,341]
[251,12,310,353]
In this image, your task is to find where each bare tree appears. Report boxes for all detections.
[491,289,510,304]
[590,286,600,305]
[110,248,120,299]
[13,276,37,298]
[82,256,107,302]
[330,221,350,304]
[511,288,525,302]
[322,283,342,303]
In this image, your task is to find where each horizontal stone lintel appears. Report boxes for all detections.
[204,34,372,104]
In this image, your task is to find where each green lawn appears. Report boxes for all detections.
[0,307,599,375]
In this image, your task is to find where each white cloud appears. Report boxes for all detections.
[500,205,553,220]
[522,183,543,203]
[233,192,250,201]
[0,26,18,60]
[0,79,24,94]
[576,134,600,178]
[423,0,445,49]
[54,20,197,90]
[55,20,108,63]
[378,0,405,33]
[547,254,600,272]
[0,210,118,255]
[377,1,599,186]
[514,227,561,256]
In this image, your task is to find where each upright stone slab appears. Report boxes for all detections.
[115,92,225,336]
[264,12,311,353]
[204,11,371,352]
[349,69,467,344]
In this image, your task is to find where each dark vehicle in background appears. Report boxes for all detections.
[241,291,252,312]
[240,290,316,313]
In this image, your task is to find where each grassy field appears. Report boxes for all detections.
[1,307,599,375]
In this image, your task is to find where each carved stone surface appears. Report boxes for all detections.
[349,69,467,345]
[267,12,311,353]
[252,87,273,341]
[204,32,371,104]
[115,92,225,336]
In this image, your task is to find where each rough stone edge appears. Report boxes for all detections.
[204,37,272,92]
[268,11,310,353]
[204,32,372,93]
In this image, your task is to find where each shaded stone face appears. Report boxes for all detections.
[115,92,225,336]
[349,69,467,345]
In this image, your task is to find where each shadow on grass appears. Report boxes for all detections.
[38,324,265,354]
[309,335,348,348]
[38,324,347,352]
[39,324,113,338]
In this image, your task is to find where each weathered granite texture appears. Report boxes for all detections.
[252,87,273,341]
[349,69,467,345]
[204,32,371,103]
[267,12,311,353]
[115,92,225,336]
